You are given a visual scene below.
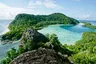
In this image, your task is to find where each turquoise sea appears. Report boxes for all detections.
[39,23,96,45]
[0,20,96,60]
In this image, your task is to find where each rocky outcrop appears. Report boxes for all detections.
[20,28,49,45]
[10,48,73,64]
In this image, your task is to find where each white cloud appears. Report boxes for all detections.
[0,2,34,20]
[28,0,63,9]
[83,15,90,19]
[75,14,91,20]
[0,0,63,20]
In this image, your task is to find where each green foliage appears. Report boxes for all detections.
[2,13,79,41]
[1,59,6,64]
[1,46,27,64]
[1,33,73,64]
[6,48,17,59]
[9,13,78,30]
[1,58,11,64]
[70,52,96,64]
[1,30,22,41]
[68,32,96,64]
[1,48,17,64]
[45,34,73,55]
[83,22,96,29]
[93,46,96,53]
[24,40,38,51]
[17,46,25,55]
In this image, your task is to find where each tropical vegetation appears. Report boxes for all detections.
[83,22,96,29]
[1,13,96,64]
[1,34,73,64]
[1,13,79,41]
[67,32,96,64]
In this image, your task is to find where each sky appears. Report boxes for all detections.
[0,0,96,20]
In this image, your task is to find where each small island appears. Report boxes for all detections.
[83,22,96,29]
[1,13,79,41]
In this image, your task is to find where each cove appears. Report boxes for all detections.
[0,22,96,60]
[39,23,96,45]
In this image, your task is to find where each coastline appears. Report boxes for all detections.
[0,24,10,44]
[0,23,19,61]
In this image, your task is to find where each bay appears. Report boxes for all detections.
[39,23,96,45]
[0,20,96,60]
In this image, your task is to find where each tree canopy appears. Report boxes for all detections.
[1,13,79,41]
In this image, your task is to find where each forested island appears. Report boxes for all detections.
[1,13,79,41]
[83,22,96,29]
[1,13,96,64]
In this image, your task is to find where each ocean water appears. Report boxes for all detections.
[39,23,96,45]
[80,20,96,25]
[0,41,19,60]
[0,20,96,60]
[0,20,11,35]
[0,20,19,60]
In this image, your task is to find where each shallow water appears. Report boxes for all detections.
[0,20,19,60]
[0,41,19,60]
[39,23,96,44]
[0,20,96,60]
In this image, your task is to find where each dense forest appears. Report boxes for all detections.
[67,32,96,64]
[1,33,73,64]
[9,13,79,30]
[1,13,79,41]
[83,22,96,29]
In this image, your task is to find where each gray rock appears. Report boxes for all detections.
[10,48,73,64]
[20,28,48,45]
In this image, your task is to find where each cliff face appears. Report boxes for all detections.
[10,48,73,64]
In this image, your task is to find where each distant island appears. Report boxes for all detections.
[83,22,96,29]
[1,13,79,41]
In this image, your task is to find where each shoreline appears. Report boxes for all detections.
[0,24,10,45]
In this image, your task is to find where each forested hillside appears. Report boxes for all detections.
[1,13,79,41]
[67,32,96,64]
[9,13,79,30]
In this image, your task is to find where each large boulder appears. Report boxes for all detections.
[20,28,49,45]
[10,48,73,64]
